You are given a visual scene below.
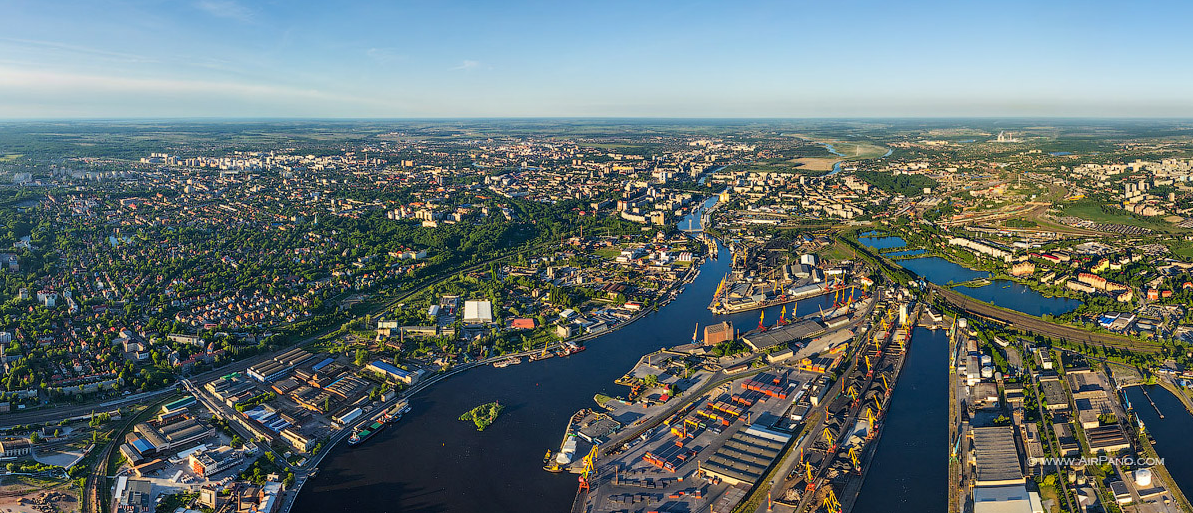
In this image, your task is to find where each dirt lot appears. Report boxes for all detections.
[791,157,840,171]
[0,480,78,513]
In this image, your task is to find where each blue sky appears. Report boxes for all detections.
[2,0,1192,118]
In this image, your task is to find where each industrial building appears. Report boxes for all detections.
[130,417,214,457]
[365,360,424,385]
[189,446,243,477]
[741,319,824,352]
[973,484,1041,513]
[463,300,494,324]
[0,438,30,457]
[115,478,154,513]
[971,426,1023,487]
[247,348,315,382]
[1084,425,1131,453]
[697,424,791,486]
[703,321,733,346]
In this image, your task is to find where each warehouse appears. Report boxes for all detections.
[698,425,790,486]
[971,426,1023,487]
[741,319,824,352]
[365,360,423,385]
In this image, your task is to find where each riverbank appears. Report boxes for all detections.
[1124,385,1193,513]
[289,196,725,513]
[282,247,708,512]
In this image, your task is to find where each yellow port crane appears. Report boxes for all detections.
[864,408,876,438]
[848,446,861,470]
[822,427,836,452]
[714,274,728,298]
[804,460,817,491]
[823,487,842,513]
[846,385,858,402]
[578,444,599,492]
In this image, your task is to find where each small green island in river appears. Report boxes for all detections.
[459,401,505,431]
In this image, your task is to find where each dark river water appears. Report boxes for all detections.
[1125,386,1193,500]
[293,198,838,513]
[892,255,1079,317]
[851,327,949,513]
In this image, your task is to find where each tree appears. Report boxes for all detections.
[642,374,660,388]
[354,348,369,367]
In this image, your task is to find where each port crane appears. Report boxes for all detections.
[822,427,836,452]
[864,408,877,440]
[848,446,861,473]
[577,444,599,492]
[822,487,842,513]
[804,461,817,491]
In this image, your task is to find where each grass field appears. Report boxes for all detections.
[1059,199,1167,229]
[826,141,889,160]
[593,247,620,259]
[0,154,22,162]
[1170,240,1193,259]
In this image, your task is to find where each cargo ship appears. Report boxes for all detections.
[556,342,585,357]
[384,399,411,423]
[348,419,386,445]
[529,351,555,362]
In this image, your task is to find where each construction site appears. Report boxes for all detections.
[567,293,921,513]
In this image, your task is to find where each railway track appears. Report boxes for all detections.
[929,285,1160,354]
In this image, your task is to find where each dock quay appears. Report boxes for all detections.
[568,293,912,513]
[1139,385,1166,419]
[777,303,917,513]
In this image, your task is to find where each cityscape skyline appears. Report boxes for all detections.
[4,0,1193,118]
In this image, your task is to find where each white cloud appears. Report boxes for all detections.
[0,37,152,63]
[195,0,253,21]
[451,59,481,71]
[0,67,407,117]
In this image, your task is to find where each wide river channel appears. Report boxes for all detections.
[293,197,851,512]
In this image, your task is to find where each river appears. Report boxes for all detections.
[1124,386,1193,500]
[851,327,949,513]
[852,237,1080,317]
[292,197,837,513]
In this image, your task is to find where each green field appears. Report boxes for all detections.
[0,154,22,162]
[594,247,621,259]
[827,142,888,160]
[1059,199,1167,229]
[1170,240,1193,259]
